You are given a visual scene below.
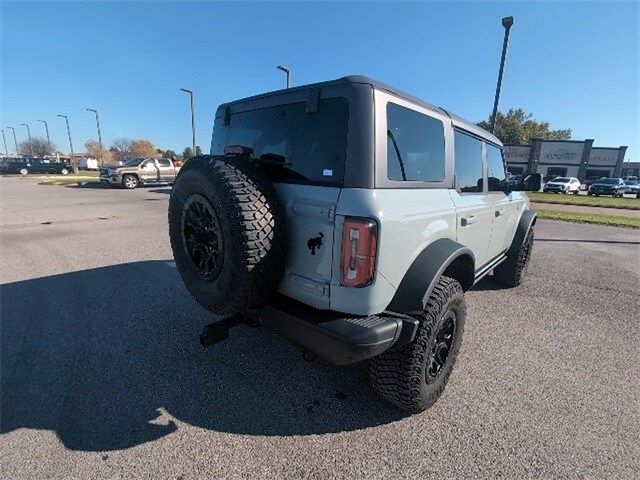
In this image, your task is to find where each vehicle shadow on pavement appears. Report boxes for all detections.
[0,261,405,452]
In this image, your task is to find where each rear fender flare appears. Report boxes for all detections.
[387,238,475,314]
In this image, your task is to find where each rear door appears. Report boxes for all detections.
[449,130,493,268]
[218,96,349,309]
[156,158,174,182]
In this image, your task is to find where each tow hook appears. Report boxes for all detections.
[199,314,247,348]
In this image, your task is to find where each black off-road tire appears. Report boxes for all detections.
[369,276,466,413]
[494,227,534,288]
[168,155,287,316]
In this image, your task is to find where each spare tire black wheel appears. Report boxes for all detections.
[168,155,287,315]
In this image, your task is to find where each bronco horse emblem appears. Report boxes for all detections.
[307,232,324,255]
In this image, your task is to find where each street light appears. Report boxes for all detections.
[276,65,291,89]
[85,108,102,148]
[1,129,7,155]
[490,16,514,134]
[57,114,76,172]
[86,108,104,165]
[6,126,18,154]
[37,119,50,143]
[179,88,196,155]
[20,123,34,156]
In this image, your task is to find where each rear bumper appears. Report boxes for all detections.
[245,296,418,365]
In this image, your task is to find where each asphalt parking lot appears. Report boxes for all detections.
[1,177,639,479]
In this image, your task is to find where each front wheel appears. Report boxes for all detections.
[122,174,139,189]
[19,168,28,175]
[369,276,466,413]
[61,168,69,175]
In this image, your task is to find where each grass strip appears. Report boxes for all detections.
[528,192,639,210]
[536,209,640,229]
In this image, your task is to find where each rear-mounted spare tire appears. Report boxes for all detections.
[169,155,287,315]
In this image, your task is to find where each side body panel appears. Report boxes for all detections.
[330,188,457,316]
[449,190,494,267]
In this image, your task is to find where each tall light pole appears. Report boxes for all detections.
[490,16,514,134]
[180,88,196,155]
[20,123,34,156]
[86,108,104,165]
[276,65,291,89]
[37,119,51,143]
[57,114,76,173]
[1,129,7,155]
[6,126,18,154]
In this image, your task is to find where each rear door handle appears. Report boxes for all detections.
[461,216,476,226]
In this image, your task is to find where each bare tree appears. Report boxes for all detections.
[84,139,113,166]
[18,137,56,157]
[110,137,134,163]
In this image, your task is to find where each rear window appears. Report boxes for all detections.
[386,103,445,182]
[212,97,348,185]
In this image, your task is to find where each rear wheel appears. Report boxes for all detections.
[369,276,466,413]
[61,168,69,175]
[19,168,28,175]
[494,227,534,288]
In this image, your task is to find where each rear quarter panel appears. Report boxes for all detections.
[331,188,457,315]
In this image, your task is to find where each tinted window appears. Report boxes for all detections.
[386,103,445,182]
[486,144,506,191]
[454,131,483,193]
[213,97,348,185]
[157,159,171,167]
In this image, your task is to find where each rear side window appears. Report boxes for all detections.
[157,159,171,167]
[486,144,506,191]
[213,97,348,185]
[386,103,445,182]
[454,130,483,193]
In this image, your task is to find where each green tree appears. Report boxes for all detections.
[477,108,571,145]
[161,149,176,158]
[181,146,202,160]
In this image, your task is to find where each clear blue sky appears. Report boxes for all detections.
[1,1,638,161]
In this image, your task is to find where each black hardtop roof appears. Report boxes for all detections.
[217,75,502,146]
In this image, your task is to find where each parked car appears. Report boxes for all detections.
[543,176,581,194]
[1,158,72,175]
[622,179,640,195]
[99,157,180,188]
[168,75,542,413]
[623,175,638,182]
[587,177,626,197]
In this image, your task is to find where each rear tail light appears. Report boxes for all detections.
[340,217,378,287]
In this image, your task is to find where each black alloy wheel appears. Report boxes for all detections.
[425,311,457,383]
[181,193,224,280]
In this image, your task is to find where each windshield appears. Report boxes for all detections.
[550,177,570,182]
[124,157,145,166]
[595,178,619,185]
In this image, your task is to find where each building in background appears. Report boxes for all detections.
[620,161,640,178]
[504,138,627,182]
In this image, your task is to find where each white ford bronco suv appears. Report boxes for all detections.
[168,76,541,412]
